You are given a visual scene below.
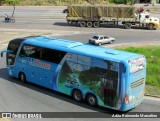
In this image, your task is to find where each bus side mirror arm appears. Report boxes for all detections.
[1,52,3,57]
[0,50,13,57]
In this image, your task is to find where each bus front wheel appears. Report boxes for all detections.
[72,89,83,102]
[19,72,26,83]
[86,94,97,106]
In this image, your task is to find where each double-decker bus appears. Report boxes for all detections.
[0,36,146,111]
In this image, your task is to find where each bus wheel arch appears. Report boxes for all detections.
[72,89,83,102]
[18,72,26,83]
[85,93,97,106]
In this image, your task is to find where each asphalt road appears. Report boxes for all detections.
[0,6,160,121]
[0,18,160,48]
[0,6,66,19]
[0,6,160,48]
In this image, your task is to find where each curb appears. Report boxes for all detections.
[145,95,160,98]
[145,95,160,101]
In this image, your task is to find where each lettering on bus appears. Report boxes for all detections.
[29,58,51,70]
[129,56,145,73]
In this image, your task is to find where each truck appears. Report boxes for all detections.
[66,5,159,30]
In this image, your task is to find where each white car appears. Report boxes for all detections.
[89,35,115,46]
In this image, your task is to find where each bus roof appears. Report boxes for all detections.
[24,36,142,62]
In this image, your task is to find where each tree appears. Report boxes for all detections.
[0,0,5,5]
[4,0,18,5]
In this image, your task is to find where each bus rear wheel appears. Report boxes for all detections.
[86,94,97,106]
[19,72,26,83]
[72,89,83,102]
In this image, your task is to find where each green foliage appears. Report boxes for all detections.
[0,0,4,3]
[4,0,19,5]
[1,0,133,6]
[119,46,160,88]
[112,0,127,4]
[0,0,5,5]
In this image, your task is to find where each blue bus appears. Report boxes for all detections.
[0,36,146,111]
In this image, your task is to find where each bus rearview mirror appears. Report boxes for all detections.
[0,50,14,57]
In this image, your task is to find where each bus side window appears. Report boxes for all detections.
[19,44,66,64]
[19,44,37,58]
[19,45,27,57]
[31,47,42,59]
[44,49,55,63]
[44,48,66,64]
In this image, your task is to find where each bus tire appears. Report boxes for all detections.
[86,94,97,106]
[72,89,83,102]
[124,22,131,29]
[93,22,99,28]
[79,21,86,27]
[148,24,154,30]
[19,72,26,83]
[86,22,92,27]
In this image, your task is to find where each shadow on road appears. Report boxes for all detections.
[0,67,131,116]
[53,22,76,27]
[53,22,150,30]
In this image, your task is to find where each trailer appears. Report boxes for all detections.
[66,5,159,30]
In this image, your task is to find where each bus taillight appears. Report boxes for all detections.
[125,94,130,104]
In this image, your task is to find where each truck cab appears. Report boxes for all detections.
[139,13,159,30]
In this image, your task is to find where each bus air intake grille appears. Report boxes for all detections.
[130,78,144,89]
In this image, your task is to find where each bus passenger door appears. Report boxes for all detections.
[16,56,28,78]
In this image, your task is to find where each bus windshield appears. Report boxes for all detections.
[6,39,25,65]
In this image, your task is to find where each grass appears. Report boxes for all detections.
[118,46,160,97]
